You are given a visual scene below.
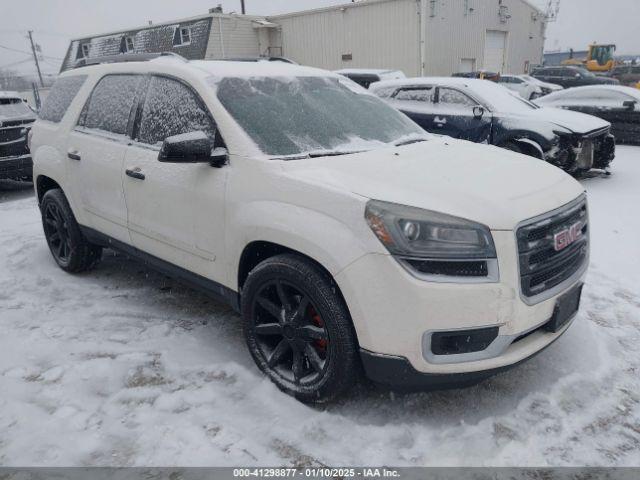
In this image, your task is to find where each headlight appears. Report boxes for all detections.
[365,201,498,281]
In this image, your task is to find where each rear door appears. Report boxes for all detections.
[123,75,228,281]
[432,87,492,142]
[388,86,437,132]
[66,74,143,243]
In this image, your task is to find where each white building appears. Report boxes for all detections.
[62,0,546,76]
[271,0,547,76]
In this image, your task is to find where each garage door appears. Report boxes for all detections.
[484,30,507,72]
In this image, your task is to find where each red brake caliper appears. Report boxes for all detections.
[309,306,328,352]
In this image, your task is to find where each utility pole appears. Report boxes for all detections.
[27,30,44,87]
[240,0,246,14]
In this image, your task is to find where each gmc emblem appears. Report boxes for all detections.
[553,222,583,251]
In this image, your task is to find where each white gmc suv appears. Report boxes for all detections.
[31,54,589,403]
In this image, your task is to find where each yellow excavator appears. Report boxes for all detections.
[563,44,617,73]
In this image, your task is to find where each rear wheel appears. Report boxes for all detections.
[241,254,360,403]
[501,141,524,155]
[41,189,102,272]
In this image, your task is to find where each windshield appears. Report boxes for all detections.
[471,81,538,113]
[0,98,33,118]
[212,76,428,158]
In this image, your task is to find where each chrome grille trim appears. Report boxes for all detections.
[516,194,589,305]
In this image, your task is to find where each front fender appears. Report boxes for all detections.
[227,199,380,290]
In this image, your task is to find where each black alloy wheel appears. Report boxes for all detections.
[242,254,360,403]
[252,279,329,386]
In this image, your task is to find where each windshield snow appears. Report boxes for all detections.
[0,98,32,119]
[212,76,428,157]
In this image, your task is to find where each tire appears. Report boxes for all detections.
[41,188,102,273]
[241,254,360,403]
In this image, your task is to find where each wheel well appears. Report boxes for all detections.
[237,240,360,346]
[508,138,544,159]
[36,176,62,205]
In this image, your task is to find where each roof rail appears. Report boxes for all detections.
[73,52,187,69]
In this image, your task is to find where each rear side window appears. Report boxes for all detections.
[39,75,87,123]
[136,76,215,146]
[394,87,434,102]
[78,74,142,136]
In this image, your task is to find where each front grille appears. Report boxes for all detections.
[517,196,589,301]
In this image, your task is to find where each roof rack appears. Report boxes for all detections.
[73,52,186,69]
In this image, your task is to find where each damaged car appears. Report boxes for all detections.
[535,85,640,145]
[370,77,615,175]
[0,92,36,181]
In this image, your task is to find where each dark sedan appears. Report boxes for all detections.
[0,94,36,181]
[370,77,615,175]
[535,86,640,144]
[532,66,618,89]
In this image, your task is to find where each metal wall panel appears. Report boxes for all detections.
[272,0,421,75]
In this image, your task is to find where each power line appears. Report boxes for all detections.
[0,43,64,60]
[0,57,33,69]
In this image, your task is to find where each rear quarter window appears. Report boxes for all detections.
[39,75,87,123]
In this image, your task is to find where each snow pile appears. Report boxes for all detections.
[0,148,639,466]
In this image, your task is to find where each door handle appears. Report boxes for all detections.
[67,149,81,161]
[125,167,145,180]
[434,116,447,125]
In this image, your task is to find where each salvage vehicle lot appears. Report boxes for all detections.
[1,146,640,466]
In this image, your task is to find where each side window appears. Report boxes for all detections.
[394,87,434,102]
[78,74,142,135]
[39,75,87,123]
[136,76,216,146]
[632,66,640,74]
[437,88,476,108]
[512,77,524,84]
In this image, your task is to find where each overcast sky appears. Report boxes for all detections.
[1,0,637,78]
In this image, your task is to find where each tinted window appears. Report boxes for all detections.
[79,75,142,135]
[394,87,434,102]
[632,67,640,74]
[137,76,216,146]
[39,75,87,123]
[438,88,476,107]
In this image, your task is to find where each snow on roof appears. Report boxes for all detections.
[541,84,640,101]
[334,68,400,75]
[188,60,338,79]
[0,91,21,99]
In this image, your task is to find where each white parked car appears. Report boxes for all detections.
[497,74,544,100]
[519,74,564,96]
[31,54,588,403]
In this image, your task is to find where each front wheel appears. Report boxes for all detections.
[241,254,360,403]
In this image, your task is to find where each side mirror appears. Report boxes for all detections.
[158,131,227,167]
[473,105,485,119]
[623,100,637,111]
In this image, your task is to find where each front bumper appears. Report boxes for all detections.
[335,229,586,379]
[0,154,32,180]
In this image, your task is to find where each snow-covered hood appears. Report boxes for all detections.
[501,106,610,135]
[279,138,584,230]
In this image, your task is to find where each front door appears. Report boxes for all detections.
[66,74,144,243]
[123,75,228,283]
[433,87,492,142]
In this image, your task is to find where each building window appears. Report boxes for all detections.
[81,43,91,58]
[174,27,191,46]
[125,36,135,53]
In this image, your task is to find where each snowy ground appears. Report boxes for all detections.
[1,147,640,467]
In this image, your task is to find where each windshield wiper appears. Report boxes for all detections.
[306,149,365,158]
[394,138,428,147]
